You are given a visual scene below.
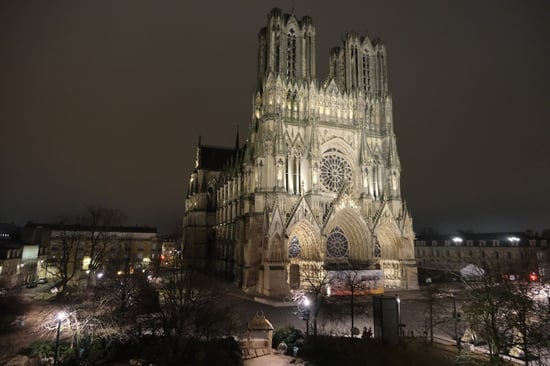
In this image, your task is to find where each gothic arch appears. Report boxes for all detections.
[286,219,321,261]
[320,138,354,161]
[324,207,371,261]
[375,223,402,260]
[319,138,355,193]
[267,233,285,262]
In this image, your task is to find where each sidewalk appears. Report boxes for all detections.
[227,290,296,307]
[228,288,428,307]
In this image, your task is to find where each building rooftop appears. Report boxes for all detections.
[197,145,236,171]
[24,222,157,234]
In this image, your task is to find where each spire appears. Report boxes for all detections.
[387,134,401,168]
[194,136,202,169]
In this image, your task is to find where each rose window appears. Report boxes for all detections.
[320,149,352,192]
[288,236,301,258]
[326,227,349,257]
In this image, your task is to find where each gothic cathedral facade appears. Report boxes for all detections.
[184,8,417,297]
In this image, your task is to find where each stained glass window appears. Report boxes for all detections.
[326,227,349,257]
[289,236,301,258]
[320,148,352,192]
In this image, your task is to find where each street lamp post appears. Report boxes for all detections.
[452,295,461,351]
[396,295,402,338]
[53,311,66,366]
[302,297,311,336]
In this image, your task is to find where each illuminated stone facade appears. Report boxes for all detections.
[184,8,417,296]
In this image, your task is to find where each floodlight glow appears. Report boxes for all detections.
[56,311,67,321]
[508,236,520,243]
[303,297,310,307]
[452,237,463,243]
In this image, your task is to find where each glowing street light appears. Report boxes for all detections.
[508,236,520,244]
[53,311,67,366]
[452,237,463,244]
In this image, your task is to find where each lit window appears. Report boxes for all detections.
[82,256,91,270]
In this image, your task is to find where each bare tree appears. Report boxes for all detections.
[100,237,135,311]
[292,261,331,336]
[499,280,550,366]
[151,260,238,364]
[81,206,126,288]
[462,261,550,365]
[47,218,84,296]
[36,300,132,363]
[463,265,510,364]
[340,269,368,337]
[423,283,453,345]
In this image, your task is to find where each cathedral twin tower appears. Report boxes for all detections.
[184,8,417,296]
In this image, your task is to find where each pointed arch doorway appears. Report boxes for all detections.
[286,220,321,290]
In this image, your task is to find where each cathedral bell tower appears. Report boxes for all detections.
[257,8,316,87]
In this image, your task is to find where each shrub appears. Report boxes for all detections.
[30,340,54,359]
[272,326,305,354]
[30,340,72,364]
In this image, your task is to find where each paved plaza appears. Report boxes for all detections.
[244,353,305,366]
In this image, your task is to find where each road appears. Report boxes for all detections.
[224,287,465,345]
[19,278,465,345]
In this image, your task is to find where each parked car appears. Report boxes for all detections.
[26,282,37,288]
[37,278,48,284]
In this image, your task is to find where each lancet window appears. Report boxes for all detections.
[351,45,359,89]
[285,151,302,195]
[362,52,370,93]
[274,25,281,73]
[287,29,296,78]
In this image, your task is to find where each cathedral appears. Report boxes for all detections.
[183,8,417,297]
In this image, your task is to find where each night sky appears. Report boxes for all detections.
[1,1,549,235]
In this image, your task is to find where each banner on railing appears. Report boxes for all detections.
[327,269,384,296]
